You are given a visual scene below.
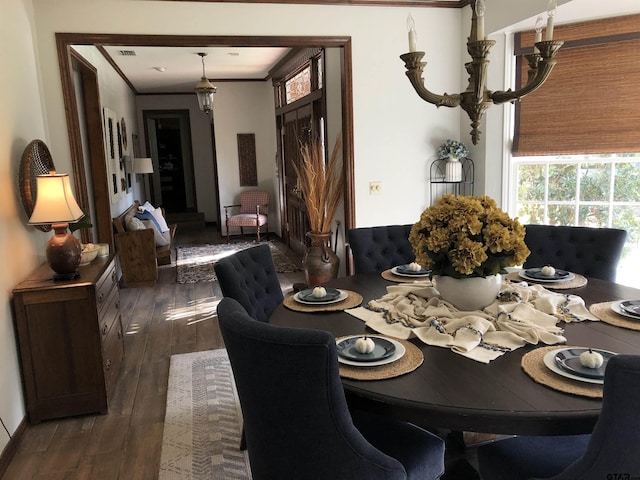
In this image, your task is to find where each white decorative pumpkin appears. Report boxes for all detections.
[408,262,422,272]
[312,286,327,298]
[354,337,376,354]
[579,349,604,369]
[540,265,556,276]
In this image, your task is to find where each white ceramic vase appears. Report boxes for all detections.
[434,274,502,311]
[444,156,462,182]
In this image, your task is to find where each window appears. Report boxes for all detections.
[285,65,311,104]
[509,14,640,287]
[511,154,640,286]
[273,51,323,108]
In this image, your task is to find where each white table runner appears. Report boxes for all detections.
[346,281,599,363]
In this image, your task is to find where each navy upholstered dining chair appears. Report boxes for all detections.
[523,224,627,281]
[477,354,640,480]
[213,244,283,323]
[347,224,415,274]
[217,297,446,480]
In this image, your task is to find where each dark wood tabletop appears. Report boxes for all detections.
[269,273,640,436]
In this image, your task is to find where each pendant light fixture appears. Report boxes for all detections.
[195,52,217,114]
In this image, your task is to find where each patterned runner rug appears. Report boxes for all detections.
[159,349,252,480]
[176,241,300,284]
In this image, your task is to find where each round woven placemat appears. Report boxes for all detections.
[283,290,363,312]
[337,337,424,380]
[590,302,640,331]
[506,271,587,289]
[381,269,433,284]
[521,345,603,398]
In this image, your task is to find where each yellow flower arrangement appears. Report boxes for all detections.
[409,194,530,278]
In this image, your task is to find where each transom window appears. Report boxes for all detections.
[285,65,311,104]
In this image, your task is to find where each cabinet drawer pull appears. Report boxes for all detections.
[115,301,120,310]
[105,359,112,370]
[98,292,105,304]
[111,271,117,284]
[102,323,108,336]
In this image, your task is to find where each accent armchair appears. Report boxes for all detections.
[216,297,446,480]
[224,190,269,243]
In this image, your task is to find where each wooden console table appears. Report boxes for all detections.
[12,255,123,423]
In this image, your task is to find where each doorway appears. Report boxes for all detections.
[56,33,355,253]
[144,110,196,213]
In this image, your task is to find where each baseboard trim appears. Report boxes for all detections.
[0,417,26,477]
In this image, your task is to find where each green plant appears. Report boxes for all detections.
[69,209,93,233]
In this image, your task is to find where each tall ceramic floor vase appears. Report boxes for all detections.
[434,274,502,311]
[303,232,339,287]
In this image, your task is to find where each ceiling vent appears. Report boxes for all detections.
[119,50,136,56]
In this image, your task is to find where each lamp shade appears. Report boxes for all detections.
[133,157,154,174]
[28,174,83,225]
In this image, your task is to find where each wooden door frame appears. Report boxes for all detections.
[56,33,355,250]
[67,49,112,248]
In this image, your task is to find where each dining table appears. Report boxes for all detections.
[269,272,640,436]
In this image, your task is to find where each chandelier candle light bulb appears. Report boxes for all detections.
[534,16,544,53]
[474,0,486,41]
[546,0,557,41]
[407,14,417,52]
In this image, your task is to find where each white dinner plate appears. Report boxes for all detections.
[611,301,640,321]
[294,289,348,305]
[518,270,575,283]
[336,336,406,367]
[391,266,431,278]
[543,348,605,385]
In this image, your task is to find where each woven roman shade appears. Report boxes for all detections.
[513,14,640,156]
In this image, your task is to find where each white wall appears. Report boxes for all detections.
[212,81,279,234]
[0,0,50,454]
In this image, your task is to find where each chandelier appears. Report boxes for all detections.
[194,52,217,114]
[400,0,563,144]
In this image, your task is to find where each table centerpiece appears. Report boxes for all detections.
[409,194,530,310]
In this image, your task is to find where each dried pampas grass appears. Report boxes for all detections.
[293,134,344,234]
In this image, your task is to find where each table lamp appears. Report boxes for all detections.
[132,157,154,174]
[28,172,84,280]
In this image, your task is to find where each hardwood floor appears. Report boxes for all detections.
[2,226,304,480]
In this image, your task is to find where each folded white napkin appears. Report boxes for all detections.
[346,281,597,363]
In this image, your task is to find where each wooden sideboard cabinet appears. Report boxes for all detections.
[12,255,124,423]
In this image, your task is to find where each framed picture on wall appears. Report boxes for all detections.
[103,107,125,203]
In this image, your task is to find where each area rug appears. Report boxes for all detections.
[176,241,300,284]
[159,349,252,480]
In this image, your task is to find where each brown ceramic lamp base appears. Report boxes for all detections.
[47,223,81,280]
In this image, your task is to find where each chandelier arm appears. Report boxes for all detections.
[490,40,563,104]
[401,53,462,108]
